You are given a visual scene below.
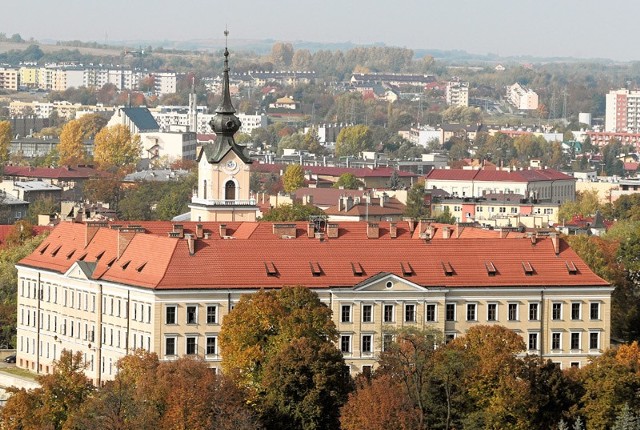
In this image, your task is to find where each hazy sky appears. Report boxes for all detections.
[3,0,639,61]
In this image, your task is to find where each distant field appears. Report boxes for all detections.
[0,40,123,56]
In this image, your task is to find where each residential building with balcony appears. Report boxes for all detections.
[507,83,539,110]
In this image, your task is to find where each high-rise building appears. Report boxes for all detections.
[446,80,469,107]
[605,89,640,133]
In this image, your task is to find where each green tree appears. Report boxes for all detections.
[271,42,294,68]
[612,403,640,430]
[58,120,87,165]
[282,164,305,193]
[219,286,351,430]
[335,125,374,157]
[333,173,364,189]
[76,113,108,139]
[404,182,427,219]
[93,125,142,173]
[26,197,60,224]
[0,120,11,164]
[260,203,325,222]
[557,189,602,224]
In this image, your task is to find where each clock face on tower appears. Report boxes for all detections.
[225,160,237,171]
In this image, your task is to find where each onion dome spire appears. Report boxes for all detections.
[209,29,241,137]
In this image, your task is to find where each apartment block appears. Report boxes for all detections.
[446,80,469,107]
[0,68,19,91]
[507,83,539,110]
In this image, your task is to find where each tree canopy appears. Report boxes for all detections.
[282,164,305,193]
[58,119,87,166]
[219,286,351,429]
[93,124,142,173]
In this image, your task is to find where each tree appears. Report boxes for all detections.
[260,203,325,222]
[557,189,602,224]
[58,120,87,165]
[333,173,364,189]
[26,197,59,224]
[76,113,108,139]
[93,124,142,173]
[282,164,305,193]
[377,327,443,429]
[404,182,427,219]
[612,403,640,430]
[219,286,351,429]
[2,350,94,430]
[0,120,11,164]
[271,42,294,68]
[340,374,420,430]
[335,125,374,157]
[387,170,402,190]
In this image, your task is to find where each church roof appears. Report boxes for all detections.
[18,221,609,291]
[119,107,160,132]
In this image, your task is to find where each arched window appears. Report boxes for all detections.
[225,180,236,201]
[203,180,207,199]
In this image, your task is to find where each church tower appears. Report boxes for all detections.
[190,36,256,222]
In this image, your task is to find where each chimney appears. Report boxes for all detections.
[529,232,537,245]
[456,223,461,238]
[338,197,343,212]
[117,228,137,259]
[195,224,203,239]
[442,226,450,239]
[85,221,107,246]
[219,224,227,237]
[379,192,388,207]
[345,196,354,212]
[550,232,559,254]
[389,222,397,238]
[307,223,315,238]
[273,223,297,238]
[407,219,415,233]
[367,222,380,239]
[185,233,195,255]
[172,224,184,238]
[327,223,339,238]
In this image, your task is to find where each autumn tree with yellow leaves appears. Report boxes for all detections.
[93,124,142,173]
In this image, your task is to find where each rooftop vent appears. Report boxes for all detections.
[264,261,278,277]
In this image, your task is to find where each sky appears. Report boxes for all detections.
[2,0,639,61]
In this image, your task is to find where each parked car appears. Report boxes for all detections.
[4,354,16,363]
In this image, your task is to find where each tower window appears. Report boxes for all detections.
[225,180,236,200]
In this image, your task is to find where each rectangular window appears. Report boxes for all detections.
[571,332,580,350]
[529,303,539,321]
[206,305,217,324]
[341,305,351,323]
[186,337,197,355]
[487,303,497,321]
[340,335,351,353]
[165,337,176,356]
[426,304,436,322]
[166,306,176,324]
[552,333,561,350]
[383,304,394,323]
[590,302,600,320]
[362,335,372,354]
[528,333,538,351]
[446,303,455,321]
[466,303,477,321]
[571,303,581,320]
[186,306,197,324]
[383,334,393,351]
[405,304,416,322]
[206,336,217,355]
[362,304,372,323]
[552,303,562,320]
[508,303,518,321]
[589,332,599,350]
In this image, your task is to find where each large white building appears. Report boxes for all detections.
[507,83,539,110]
[605,89,640,133]
[446,80,469,107]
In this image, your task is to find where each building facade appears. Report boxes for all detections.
[605,89,640,133]
[15,220,612,384]
[507,83,539,110]
[446,80,469,107]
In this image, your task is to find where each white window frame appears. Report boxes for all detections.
[206,335,217,356]
[186,336,198,355]
[340,334,351,354]
[361,304,373,323]
[383,304,394,323]
[529,302,539,321]
[186,304,198,325]
[445,303,456,321]
[425,303,437,322]
[466,303,477,321]
[552,302,562,321]
[361,334,373,355]
[165,335,177,356]
[570,331,581,351]
[551,332,562,351]
[340,304,352,323]
[571,302,581,321]
[528,332,539,351]
[206,305,218,324]
[507,302,519,321]
[404,303,417,322]
[165,305,177,325]
[589,331,600,351]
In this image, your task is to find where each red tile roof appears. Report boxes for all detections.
[18,221,608,292]
[252,163,417,178]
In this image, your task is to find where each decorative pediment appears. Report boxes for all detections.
[353,272,429,292]
[64,261,97,280]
